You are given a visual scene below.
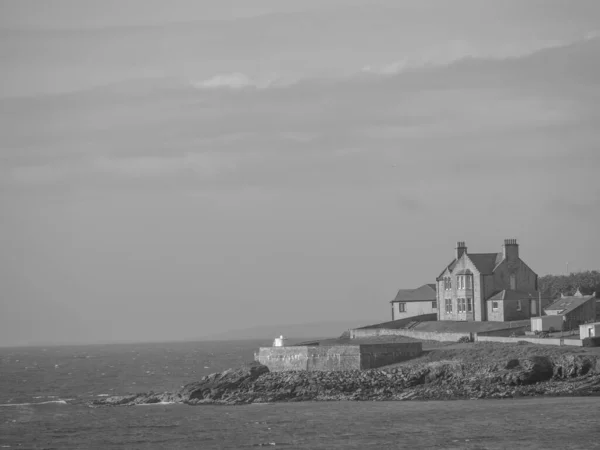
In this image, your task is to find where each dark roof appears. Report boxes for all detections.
[545,294,596,314]
[391,283,437,303]
[487,289,540,302]
[466,253,502,274]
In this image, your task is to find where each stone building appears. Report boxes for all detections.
[436,239,544,322]
[390,284,437,321]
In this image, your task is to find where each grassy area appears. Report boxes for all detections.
[384,341,600,370]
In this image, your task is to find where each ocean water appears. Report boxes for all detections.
[1,340,600,449]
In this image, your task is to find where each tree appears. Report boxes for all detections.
[538,270,600,300]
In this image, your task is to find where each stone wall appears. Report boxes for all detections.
[255,342,422,372]
[357,313,437,330]
[349,327,471,342]
[475,335,583,347]
[359,343,422,370]
[476,326,528,337]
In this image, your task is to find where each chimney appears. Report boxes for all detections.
[456,241,467,260]
[502,238,519,262]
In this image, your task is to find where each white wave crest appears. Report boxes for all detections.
[136,401,176,406]
[0,400,68,407]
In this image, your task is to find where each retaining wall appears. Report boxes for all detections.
[476,326,528,337]
[475,335,583,347]
[255,342,422,372]
[349,327,471,342]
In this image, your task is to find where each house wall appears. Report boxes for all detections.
[490,298,534,322]
[392,300,437,321]
[438,257,481,322]
[491,259,537,294]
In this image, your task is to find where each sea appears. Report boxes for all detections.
[1,340,600,450]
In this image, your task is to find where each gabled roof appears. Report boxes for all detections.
[466,253,503,275]
[437,259,457,280]
[487,289,539,302]
[545,294,596,315]
[391,283,437,303]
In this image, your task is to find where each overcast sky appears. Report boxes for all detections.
[1,0,599,346]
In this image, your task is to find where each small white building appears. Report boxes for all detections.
[531,315,564,332]
[390,284,438,320]
[579,322,600,340]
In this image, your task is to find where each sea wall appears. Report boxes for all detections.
[255,342,422,372]
[349,328,471,342]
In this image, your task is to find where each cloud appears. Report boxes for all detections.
[190,72,286,90]
[360,34,596,76]
[3,152,242,186]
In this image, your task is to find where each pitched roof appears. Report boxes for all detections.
[437,259,457,279]
[487,289,539,302]
[545,294,596,314]
[391,283,437,303]
[466,253,503,275]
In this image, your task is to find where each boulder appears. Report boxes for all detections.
[503,356,554,385]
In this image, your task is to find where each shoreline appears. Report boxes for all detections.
[91,343,600,407]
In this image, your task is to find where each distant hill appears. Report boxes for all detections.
[197,319,385,341]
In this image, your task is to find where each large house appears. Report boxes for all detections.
[390,284,437,321]
[436,239,543,322]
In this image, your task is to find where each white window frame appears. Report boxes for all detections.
[492,301,499,311]
[398,302,406,313]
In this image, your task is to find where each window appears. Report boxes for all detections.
[457,276,463,290]
[510,273,516,290]
[516,300,522,311]
[444,277,452,290]
[492,301,499,311]
[445,298,452,313]
[457,298,467,313]
[466,276,472,289]
[467,298,472,312]
[398,302,406,313]
[432,301,437,309]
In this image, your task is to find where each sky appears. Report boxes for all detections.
[1,0,600,346]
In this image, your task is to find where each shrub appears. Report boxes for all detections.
[457,336,471,343]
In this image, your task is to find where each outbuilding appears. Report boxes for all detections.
[531,315,564,332]
[579,322,600,340]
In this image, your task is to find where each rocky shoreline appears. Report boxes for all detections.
[91,351,600,407]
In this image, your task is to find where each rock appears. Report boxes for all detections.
[179,362,269,403]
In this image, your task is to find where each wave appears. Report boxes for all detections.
[0,400,68,407]
[136,401,176,406]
